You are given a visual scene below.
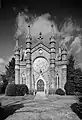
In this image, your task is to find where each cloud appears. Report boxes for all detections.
[31,13,58,36]
[60,18,81,49]
[0,58,6,73]
[76,47,82,54]
[16,12,58,38]
[69,35,82,54]
[60,35,73,47]
[77,63,82,70]
[60,18,80,36]
[0,58,5,64]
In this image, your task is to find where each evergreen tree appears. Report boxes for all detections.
[65,54,82,95]
[74,68,82,93]
[67,55,75,82]
[64,55,76,95]
[1,57,15,83]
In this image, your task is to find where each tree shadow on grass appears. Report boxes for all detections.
[0,103,24,120]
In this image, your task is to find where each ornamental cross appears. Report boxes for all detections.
[38,32,43,41]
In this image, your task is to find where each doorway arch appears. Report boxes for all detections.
[35,74,46,92]
[37,79,44,91]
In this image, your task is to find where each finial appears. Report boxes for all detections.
[14,38,19,52]
[38,32,43,41]
[51,24,54,35]
[16,38,19,47]
[25,24,32,39]
[28,24,30,36]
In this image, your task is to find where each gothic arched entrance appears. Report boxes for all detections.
[37,79,44,91]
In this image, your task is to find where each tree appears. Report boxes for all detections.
[65,54,82,95]
[64,55,76,95]
[74,68,82,93]
[1,57,15,84]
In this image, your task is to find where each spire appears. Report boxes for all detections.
[14,38,19,51]
[26,24,31,39]
[25,24,32,45]
[51,24,54,36]
[28,24,30,36]
[16,39,19,47]
[51,24,58,39]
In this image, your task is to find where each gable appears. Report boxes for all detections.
[31,42,50,54]
[31,43,50,63]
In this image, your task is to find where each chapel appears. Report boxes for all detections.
[14,24,67,94]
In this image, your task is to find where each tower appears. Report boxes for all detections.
[49,24,56,88]
[61,40,67,91]
[15,37,20,84]
[25,25,32,90]
[61,42,67,61]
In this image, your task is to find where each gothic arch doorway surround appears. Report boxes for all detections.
[35,74,46,92]
[37,79,44,91]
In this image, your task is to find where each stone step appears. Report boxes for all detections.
[34,92,47,100]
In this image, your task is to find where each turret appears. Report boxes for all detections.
[14,37,20,84]
[61,38,67,91]
[49,24,56,75]
[61,42,67,61]
[25,25,32,90]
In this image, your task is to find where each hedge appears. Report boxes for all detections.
[5,84,29,96]
[16,84,29,96]
[55,88,65,95]
[5,83,16,96]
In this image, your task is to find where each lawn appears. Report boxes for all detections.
[0,94,35,106]
[0,94,81,120]
[0,95,35,120]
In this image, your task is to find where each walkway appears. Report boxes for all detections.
[5,95,80,120]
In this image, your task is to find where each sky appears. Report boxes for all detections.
[0,0,82,73]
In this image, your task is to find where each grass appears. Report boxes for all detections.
[0,94,80,120]
[0,94,35,120]
[0,95,35,106]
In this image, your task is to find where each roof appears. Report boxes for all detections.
[31,42,50,53]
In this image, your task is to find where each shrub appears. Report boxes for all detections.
[64,82,76,95]
[16,84,29,96]
[0,82,8,94]
[48,88,56,95]
[5,84,29,96]
[29,89,34,95]
[55,88,65,95]
[5,83,16,96]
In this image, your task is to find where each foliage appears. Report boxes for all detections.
[65,54,82,95]
[16,84,29,96]
[0,82,8,94]
[48,88,56,95]
[64,82,76,95]
[5,83,16,96]
[55,88,65,95]
[5,57,15,83]
[5,84,29,96]
[1,57,15,84]
[64,55,76,95]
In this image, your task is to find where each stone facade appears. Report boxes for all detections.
[14,25,67,94]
